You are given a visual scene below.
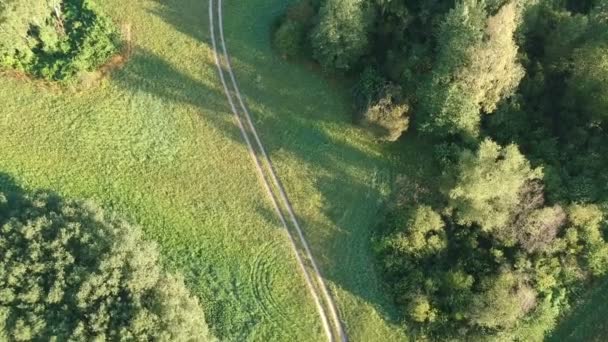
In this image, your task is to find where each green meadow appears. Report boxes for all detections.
[0,0,441,340]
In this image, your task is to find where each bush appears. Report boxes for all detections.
[0,0,120,81]
[273,20,306,58]
[272,0,315,59]
[354,68,410,141]
[0,190,213,341]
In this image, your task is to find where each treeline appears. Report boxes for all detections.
[274,0,608,340]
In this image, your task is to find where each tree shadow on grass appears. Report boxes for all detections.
[0,173,22,195]
[111,46,244,144]
[143,0,442,332]
[148,0,209,43]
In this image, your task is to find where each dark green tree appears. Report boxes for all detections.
[0,191,213,341]
[566,42,608,122]
[311,0,375,71]
[272,0,315,59]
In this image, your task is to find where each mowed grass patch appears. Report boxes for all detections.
[0,0,440,340]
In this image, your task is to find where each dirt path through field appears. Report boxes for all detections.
[208,0,347,341]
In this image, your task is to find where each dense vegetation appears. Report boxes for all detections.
[275,0,608,340]
[0,0,119,81]
[0,189,212,341]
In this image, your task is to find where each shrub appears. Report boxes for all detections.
[354,68,410,141]
[360,88,410,142]
[272,0,315,59]
[0,0,120,81]
[273,20,306,58]
[0,190,213,341]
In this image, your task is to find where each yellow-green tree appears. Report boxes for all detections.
[0,0,119,80]
[418,0,525,139]
[449,138,543,231]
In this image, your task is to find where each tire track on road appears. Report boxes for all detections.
[208,1,345,341]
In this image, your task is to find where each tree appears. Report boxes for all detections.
[0,191,213,341]
[449,139,543,232]
[566,42,608,122]
[517,205,566,253]
[469,271,537,329]
[0,0,119,81]
[381,205,447,259]
[417,0,525,139]
[565,204,608,277]
[311,0,375,71]
[0,0,54,67]
[407,295,437,323]
[273,20,306,58]
[272,0,315,59]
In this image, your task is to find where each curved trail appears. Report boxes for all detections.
[208,1,346,341]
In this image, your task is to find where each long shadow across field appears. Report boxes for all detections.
[146,0,440,333]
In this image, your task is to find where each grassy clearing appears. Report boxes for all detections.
[0,0,439,340]
[547,278,608,341]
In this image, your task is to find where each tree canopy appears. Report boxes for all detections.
[0,0,119,81]
[0,190,213,341]
[417,0,525,139]
[449,138,543,232]
[311,0,375,71]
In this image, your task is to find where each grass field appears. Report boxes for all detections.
[0,0,441,340]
